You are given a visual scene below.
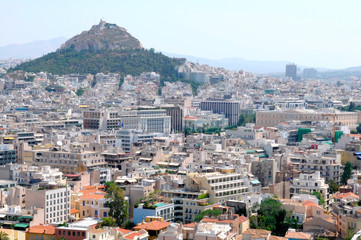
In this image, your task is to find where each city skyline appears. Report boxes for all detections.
[1,0,361,69]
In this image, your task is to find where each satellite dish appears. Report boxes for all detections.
[57,141,63,146]
[58,135,65,140]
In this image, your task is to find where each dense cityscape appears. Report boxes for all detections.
[1,2,361,240]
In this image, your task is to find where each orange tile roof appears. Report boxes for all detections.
[79,187,106,196]
[349,134,361,138]
[302,200,318,207]
[202,218,234,224]
[269,236,287,240]
[124,232,144,240]
[80,193,106,200]
[183,222,196,228]
[134,221,170,231]
[118,228,132,234]
[333,192,359,199]
[238,216,249,223]
[285,231,311,240]
[26,225,56,235]
[70,209,79,215]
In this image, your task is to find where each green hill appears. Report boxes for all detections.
[10,20,202,93]
[11,47,200,92]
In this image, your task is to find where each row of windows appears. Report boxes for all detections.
[58,230,85,237]
[46,191,68,200]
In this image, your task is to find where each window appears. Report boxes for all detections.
[82,232,85,237]
[58,231,61,235]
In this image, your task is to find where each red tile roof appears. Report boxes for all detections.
[70,209,79,215]
[26,225,56,235]
[333,192,359,199]
[133,221,170,231]
[124,232,144,240]
[118,228,132,234]
[80,193,106,200]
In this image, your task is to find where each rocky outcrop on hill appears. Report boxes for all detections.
[59,20,142,51]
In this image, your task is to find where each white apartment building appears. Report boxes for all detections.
[25,185,71,224]
[83,109,171,134]
[116,129,162,153]
[294,152,343,184]
[185,168,252,203]
[290,172,329,206]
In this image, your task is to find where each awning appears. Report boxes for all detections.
[0,214,6,218]
[251,180,261,185]
[169,163,180,167]
[19,216,33,220]
[14,223,29,229]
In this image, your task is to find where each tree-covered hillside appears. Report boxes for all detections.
[12,48,178,77]
[11,47,202,93]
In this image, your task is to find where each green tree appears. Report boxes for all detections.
[256,198,291,236]
[76,88,85,96]
[328,180,340,194]
[194,209,222,222]
[102,217,116,227]
[341,161,353,185]
[348,102,355,111]
[0,231,10,240]
[124,220,135,230]
[105,182,129,227]
[357,124,361,134]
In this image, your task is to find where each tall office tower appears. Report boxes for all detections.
[285,64,297,80]
[200,100,240,126]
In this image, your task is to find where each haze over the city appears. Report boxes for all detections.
[1,0,361,69]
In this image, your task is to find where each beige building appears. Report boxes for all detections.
[35,143,106,173]
[256,109,358,128]
[185,168,252,203]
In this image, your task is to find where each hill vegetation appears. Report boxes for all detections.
[11,47,201,93]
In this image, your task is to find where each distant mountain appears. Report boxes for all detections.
[0,38,67,60]
[59,20,142,52]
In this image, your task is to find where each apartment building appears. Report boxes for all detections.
[79,194,109,219]
[25,185,71,224]
[185,168,252,203]
[251,159,277,187]
[161,190,215,223]
[290,172,329,206]
[0,144,16,165]
[83,109,171,134]
[256,109,358,128]
[116,129,160,153]
[200,100,240,126]
[36,143,106,173]
[295,153,343,184]
[133,203,174,224]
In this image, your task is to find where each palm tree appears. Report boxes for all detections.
[0,231,10,240]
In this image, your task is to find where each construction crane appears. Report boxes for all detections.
[322,113,336,144]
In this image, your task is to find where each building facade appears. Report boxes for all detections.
[200,101,240,126]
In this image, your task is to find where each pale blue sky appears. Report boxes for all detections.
[1,0,361,69]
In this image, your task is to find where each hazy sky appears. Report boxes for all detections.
[1,0,361,69]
